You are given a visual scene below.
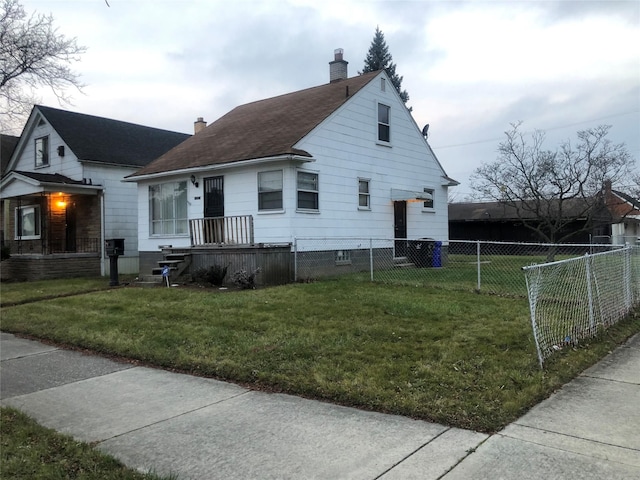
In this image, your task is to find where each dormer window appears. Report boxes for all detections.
[377,103,390,143]
[35,136,49,167]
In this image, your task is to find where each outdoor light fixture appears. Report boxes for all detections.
[190,175,199,188]
[56,193,66,208]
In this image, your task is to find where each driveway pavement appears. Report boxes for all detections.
[1,331,638,479]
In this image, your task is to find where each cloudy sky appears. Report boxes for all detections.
[17,0,640,198]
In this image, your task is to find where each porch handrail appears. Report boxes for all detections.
[189,215,254,246]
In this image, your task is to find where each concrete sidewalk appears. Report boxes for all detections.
[1,331,638,479]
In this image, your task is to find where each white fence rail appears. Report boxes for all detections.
[522,246,639,367]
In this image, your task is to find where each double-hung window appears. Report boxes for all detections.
[297,171,318,210]
[377,103,390,143]
[15,205,41,239]
[149,181,188,235]
[35,136,49,167]
[358,179,370,209]
[258,170,283,211]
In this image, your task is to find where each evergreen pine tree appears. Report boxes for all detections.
[361,26,410,107]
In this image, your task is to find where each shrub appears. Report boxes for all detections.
[232,267,261,289]
[192,264,228,286]
[1,245,10,261]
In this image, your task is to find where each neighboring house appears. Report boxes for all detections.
[1,134,19,177]
[449,181,639,245]
[602,180,640,245]
[0,106,190,281]
[126,50,458,280]
[1,134,19,249]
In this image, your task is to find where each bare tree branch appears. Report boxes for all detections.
[471,122,634,246]
[0,0,86,132]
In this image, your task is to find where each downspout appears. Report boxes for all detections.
[100,190,106,276]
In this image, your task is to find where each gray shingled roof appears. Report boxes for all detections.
[130,72,381,177]
[448,198,594,221]
[13,170,86,185]
[36,105,191,168]
[1,134,19,176]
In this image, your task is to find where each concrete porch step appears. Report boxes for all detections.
[393,256,415,268]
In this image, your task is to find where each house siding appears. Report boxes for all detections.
[83,163,140,274]
[136,72,451,254]
[288,79,449,242]
[15,121,83,179]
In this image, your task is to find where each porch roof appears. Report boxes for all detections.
[0,171,102,199]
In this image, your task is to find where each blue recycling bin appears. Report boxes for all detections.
[433,241,442,267]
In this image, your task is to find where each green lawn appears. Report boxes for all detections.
[0,407,176,480]
[2,277,637,433]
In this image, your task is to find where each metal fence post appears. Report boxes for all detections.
[624,245,632,311]
[585,253,595,333]
[476,240,481,292]
[369,238,374,282]
[293,237,298,282]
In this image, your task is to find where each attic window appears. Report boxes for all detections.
[377,103,390,143]
[35,136,49,167]
[380,78,386,92]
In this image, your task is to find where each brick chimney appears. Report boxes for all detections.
[194,117,206,134]
[329,48,348,82]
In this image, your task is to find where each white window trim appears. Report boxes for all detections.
[358,178,371,210]
[15,204,41,240]
[35,136,49,168]
[258,169,284,212]
[335,249,352,265]
[296,169,319,212]
[376,102,391,146]
[422,187,435,211]
[149,181,189,237]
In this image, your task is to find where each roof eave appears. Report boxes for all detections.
[125,154,315,182]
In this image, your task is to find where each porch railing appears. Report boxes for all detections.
[8,237,100,254]
[189,215,254,247]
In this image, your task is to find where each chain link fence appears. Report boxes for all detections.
[293,238,618,297]
[523,246,639,367]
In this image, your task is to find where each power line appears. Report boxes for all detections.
[431,110,640,150]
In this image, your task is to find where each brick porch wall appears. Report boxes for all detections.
[0,254,100,282]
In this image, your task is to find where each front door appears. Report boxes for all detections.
[204,176,224,218]
[394,201,407,257]
[204,176,224,243]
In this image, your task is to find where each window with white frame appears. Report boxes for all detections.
[297,171,318,210]
[258,170,283,211]
[358,179,370,209]
[149,181,188,235]
[377,103,390,142]
[15,205,41,239]
[335,250,351,264]
[35,136,49,167]
[423,188,434,209]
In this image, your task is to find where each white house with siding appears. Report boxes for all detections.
[126,50,458,276]
[0,106,190,280]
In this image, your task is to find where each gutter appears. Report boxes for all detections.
[123,154,315,182]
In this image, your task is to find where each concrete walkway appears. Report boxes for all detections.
[1,331,638,479]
